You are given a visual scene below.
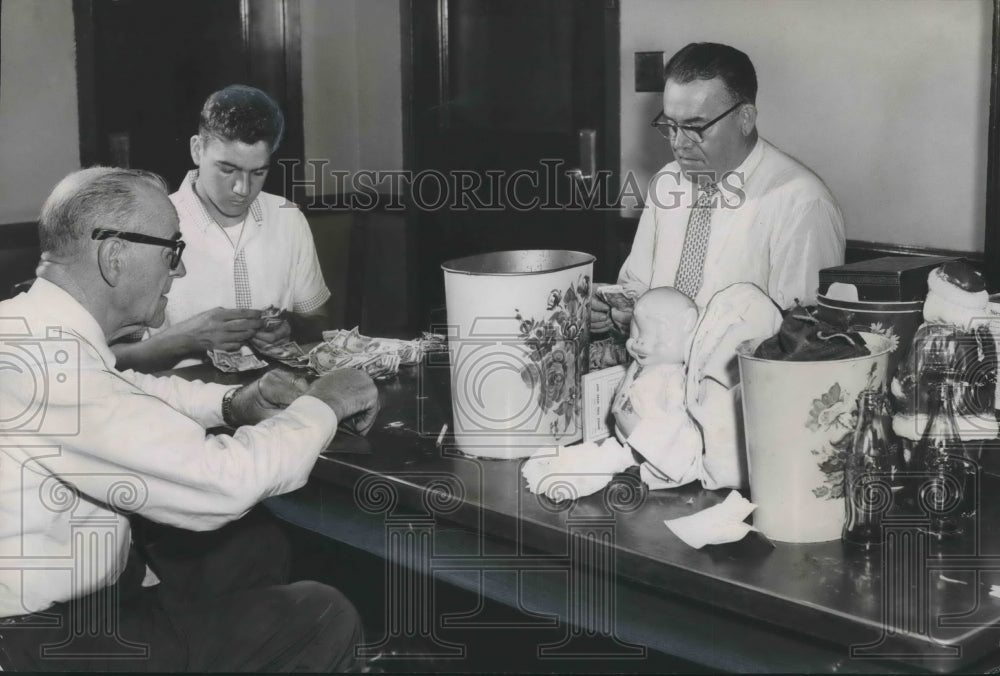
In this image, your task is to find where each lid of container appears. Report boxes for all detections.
[819,255,961,277]
[817,294,924,312]
[441,250,595,275]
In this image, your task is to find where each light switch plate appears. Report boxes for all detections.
[635,51,665,93]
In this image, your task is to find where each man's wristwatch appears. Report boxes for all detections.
[221,386,241,427]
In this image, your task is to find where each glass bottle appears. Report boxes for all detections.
[910,379,977,539]
[843,390,895,549]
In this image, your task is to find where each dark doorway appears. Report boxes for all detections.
[405,0,620,325]
[74,0,303,198]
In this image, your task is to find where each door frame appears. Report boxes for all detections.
[400,0,621,262]
[985,0,1000,286]
[73,0,304,198]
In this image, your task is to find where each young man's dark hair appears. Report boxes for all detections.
[198,84,285,152]
[663,42,758,105]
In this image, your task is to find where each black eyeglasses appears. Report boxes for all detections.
[651,101,745,144]
[91,228,186,270]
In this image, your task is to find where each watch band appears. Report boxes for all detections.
[221,386,241,427]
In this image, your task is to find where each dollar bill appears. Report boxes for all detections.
[595,285,637,312]
[208,345,269,373]
[306,341,401,381]
[260,305,285,330]
[589,336,629,370]
[256,339,309,368]
[320,327,426,367]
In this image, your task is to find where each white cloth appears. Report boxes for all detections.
[664,490,758,549]
[922,266,990,331]
[152,170,331,365]
[618,139,845,309]
[0,278,338,618]
[521,438,635,502]
[685,283,783,490]
[610,362,701,488]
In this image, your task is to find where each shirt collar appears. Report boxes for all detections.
[180,169,264,233]
[27,277,117,367]
[729,137,764,181]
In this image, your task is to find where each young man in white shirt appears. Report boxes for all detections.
[591,42,845,333]
[113,85,332,372]
[0,167,379,671]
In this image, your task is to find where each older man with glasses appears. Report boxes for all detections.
[0,167,379,671]
[591,42,845,333]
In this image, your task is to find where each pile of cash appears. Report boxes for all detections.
[419,331,448,354]
[594,284,637,313]
[207,345,269,373]
[310,327,432,380]
[206,319,449,380]
[256,339,309,368]
[308,342,400,381]
[589,336,629,370]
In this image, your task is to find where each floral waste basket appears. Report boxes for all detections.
[442,250,594,459]
[736,333,892,543]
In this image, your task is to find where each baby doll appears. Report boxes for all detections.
[611,287,703,487]
[521,283,781,501]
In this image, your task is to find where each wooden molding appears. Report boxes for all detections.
[986,0,1000,287]
[0,221,40,249]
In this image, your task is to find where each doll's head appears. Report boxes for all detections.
[626,287,699,366]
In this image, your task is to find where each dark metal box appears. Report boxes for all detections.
[818,255,960,302]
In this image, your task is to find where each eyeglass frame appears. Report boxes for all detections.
[650,100,746,144]
[91,228,186,271]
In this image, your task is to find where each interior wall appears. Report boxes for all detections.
[620,0,992,253]
[0,0,80,224]
[0,0,404,228]
[300,0,403,198]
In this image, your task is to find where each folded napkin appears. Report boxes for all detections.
[522,438,636,502]
[663,490,758,549]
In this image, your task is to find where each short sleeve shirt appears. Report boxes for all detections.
[159,170,331,329]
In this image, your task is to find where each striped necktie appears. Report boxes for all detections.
[674,183,719,299]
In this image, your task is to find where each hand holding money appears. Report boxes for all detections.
[306,368,381,436]
[251,306,292,350]
[592,284,636,335]
[176,307,264,352]
[228,368,311,425]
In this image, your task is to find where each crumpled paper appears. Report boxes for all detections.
[521,438,635,502]
[663,490,758,549]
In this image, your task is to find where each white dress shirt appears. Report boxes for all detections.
[152,171,331,342]
[0,279,337,618]
[618,139,846,308]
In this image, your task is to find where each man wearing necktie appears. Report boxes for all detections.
[591,42,845,333]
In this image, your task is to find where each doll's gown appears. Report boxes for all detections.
[614,283,783,491]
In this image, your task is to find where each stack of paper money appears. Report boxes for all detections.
[594,284,637,312]
[419,331,448,354]
[256,339,309,368]
[261,305,284,329]
[207,345,269,373]
[589,336,629,370]
[320,327,429,368]
[307,340,401,381]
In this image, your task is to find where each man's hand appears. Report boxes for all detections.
[590,283,634,336]
[228,369,311,425]
[590,290,613,334]
[250,318,293,350]
[609,306,633,335]
[306,368,380,436]
[174,307,264,353]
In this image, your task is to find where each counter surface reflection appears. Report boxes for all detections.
[174,358,1000,673]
